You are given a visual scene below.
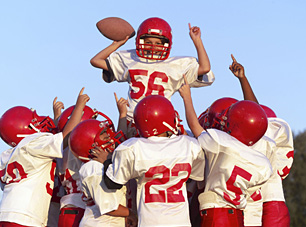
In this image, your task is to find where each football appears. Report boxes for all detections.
[96,17,135,41]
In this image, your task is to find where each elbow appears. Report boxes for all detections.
[198,66,211,76]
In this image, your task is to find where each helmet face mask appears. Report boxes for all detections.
[0,106,56,147]
[136,17,172,60]
[69,112,126,162]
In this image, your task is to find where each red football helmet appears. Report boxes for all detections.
[0,106,56,147]
[198,108,209,129]
[136,17,172,60]
[57,105,97,132]
[134,95,179,137]
[217,100,268,146]
[206,97,238,129]
[260,104,277,118]
[68,112,126,162]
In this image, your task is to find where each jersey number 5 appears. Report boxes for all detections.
[223,165,252,206]
[144,163,191,203]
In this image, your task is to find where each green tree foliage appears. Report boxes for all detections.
[283,130,306,227]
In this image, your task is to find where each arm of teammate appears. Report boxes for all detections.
[179,74,204,138]
[189,23,211,76]
[107,205,138,227]
[62,87,90,148]
[229,54,258,103]
[114,92,128,136]
[52,97,64,127]
[90,36,129,70]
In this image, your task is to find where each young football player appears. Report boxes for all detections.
[90,17,214,125]
[229,55,294,227]
[103,95,205,227]
[0,87,89,227]
[68,113,137,227]
[179,75,272,227]
[56,105,97,227]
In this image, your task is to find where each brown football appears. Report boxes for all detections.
[96,17,135,41]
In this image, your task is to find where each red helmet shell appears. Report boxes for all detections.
[260,104,277,118]
[134,95,177,138]
[198,108,209,129]
[207,97,238,128]
[222,100,268,146]
[0,106,55,147]
[57,105,96,132]
[136,17,172,60]
[69,117,125,163]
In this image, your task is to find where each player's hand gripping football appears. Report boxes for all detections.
[229,54,245,79]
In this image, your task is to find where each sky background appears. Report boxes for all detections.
[0,1,305,155]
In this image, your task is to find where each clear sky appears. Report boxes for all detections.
[0,0,305,155]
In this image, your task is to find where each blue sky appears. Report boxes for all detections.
[0,0,305,157]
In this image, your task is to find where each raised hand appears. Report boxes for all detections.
[53,97,64,121]
[76,87,90,109]
[229,54,245,78]
[189,23,201,42]
[114,92,128,118]
[179,74,191,100]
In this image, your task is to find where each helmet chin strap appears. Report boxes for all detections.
[16,123,41,138]
[162,121,178,135]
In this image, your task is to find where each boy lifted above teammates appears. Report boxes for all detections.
[90,17,214,123]
[104,95,205,227]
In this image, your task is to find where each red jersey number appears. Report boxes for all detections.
[145,163,191,203]
[129,69,168,99]
[223,165,252,206]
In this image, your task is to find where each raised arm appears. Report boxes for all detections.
[189,23,211,76]
[179,74,204,138]
[229,54,258,103]
[62,87,90,148]
[90,36,129,70]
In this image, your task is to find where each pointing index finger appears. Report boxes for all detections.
[53,97,57,105]
[114,92,119,102]
[231,54,237,63]
[79,87,85,96]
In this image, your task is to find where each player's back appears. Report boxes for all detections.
[107,134,205,227]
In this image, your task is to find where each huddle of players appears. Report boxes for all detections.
[0,17,294,227]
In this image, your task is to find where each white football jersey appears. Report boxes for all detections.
[244,118,294,226]
[106,49,215,121]
[59,148,85,209]
[106,135,205,227]
[0,132,63,227]
[79,161,126,227]
[197,129,272,210]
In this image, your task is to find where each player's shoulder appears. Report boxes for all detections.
[79,160,104,180]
